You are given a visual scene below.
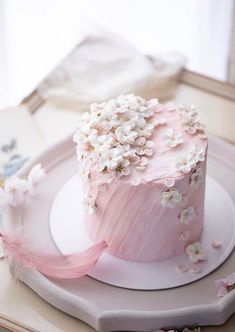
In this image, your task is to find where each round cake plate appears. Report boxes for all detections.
[4,134,235,332]
[50,173,235,290]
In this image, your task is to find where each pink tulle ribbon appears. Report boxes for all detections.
[0,231,107,279]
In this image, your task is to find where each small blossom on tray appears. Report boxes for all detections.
[0,163,46,211]
[3,176,28,207]
[185,241,207,263]
[215,272,235,297]
[179,206,196,224]
[161,188,182,208]
[190,168,203,188]
[163,128,184,148]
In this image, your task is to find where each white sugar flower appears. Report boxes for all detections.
[179,206,196,224]
[154,117,167,127]
[135,157,148,171]
[73,125,98,144]
[93,173,113,191]
[163,128,184,148]
[176,144,205,173]
[90,102,105,114]
[186,241,207,263]
[78,164,91,179]
[121,110,139,129]
[163,178,175,188]
[135,137,154,156]
[188,144,205,163]
[143,107,154,118]
[4,176,29,207]
[180,109,198,122]
[114,159,131,178]
[146,98,161,113]
[100,119,113,133]
[115,125,138,144]
[99,108,120,130]
[178,104,204,135]
[135,117,146,129]
[164,103,176,112]
[83,194,96,215]
[175,153,196,173]
[90,134,114,152]
[190,168,203,188]
[160,188,182,208]
[99,147,123,171]
[105,98,127,114]
[183,117,204,135]
[178,103,196,113]
[199,133,207,141]
[119,144,136,159]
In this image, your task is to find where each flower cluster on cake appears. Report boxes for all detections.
[73,94,208,262]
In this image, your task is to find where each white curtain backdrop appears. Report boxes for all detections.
[0,0,234,108]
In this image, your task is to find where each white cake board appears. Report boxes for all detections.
[50,174,235,290]
[4,134,235,331]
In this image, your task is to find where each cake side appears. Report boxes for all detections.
[74,95,207,262]
[84,159,206,261]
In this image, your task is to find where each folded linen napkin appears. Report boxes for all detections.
[25,28,186,112]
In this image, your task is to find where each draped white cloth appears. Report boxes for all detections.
[37,29,186,111]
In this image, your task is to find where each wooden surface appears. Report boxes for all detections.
[0,82,235,331]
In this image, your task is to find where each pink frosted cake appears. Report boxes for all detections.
[73,94,207,262]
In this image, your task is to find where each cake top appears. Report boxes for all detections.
[73,94,207,189]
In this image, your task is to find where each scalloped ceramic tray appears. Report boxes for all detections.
[3,134,235,332]
[50,173,235,290]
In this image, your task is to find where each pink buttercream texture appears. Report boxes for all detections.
[83,108,207,262]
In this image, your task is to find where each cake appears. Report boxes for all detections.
[73,94,207,262]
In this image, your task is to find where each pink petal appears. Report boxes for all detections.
[211,240,222,249]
